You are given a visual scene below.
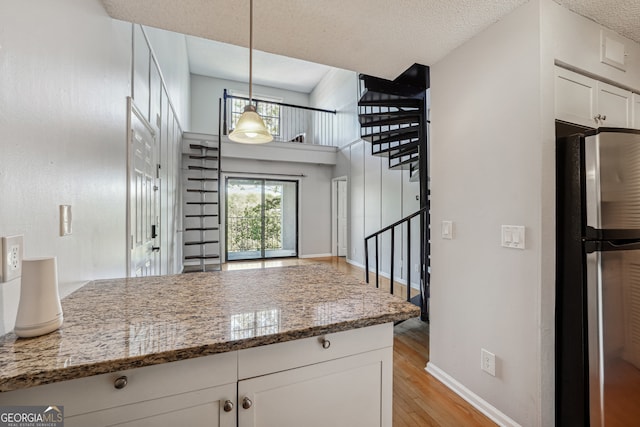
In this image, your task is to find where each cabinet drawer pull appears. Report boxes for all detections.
[320,338,331,349]
[223,400,234,412]
[113,376,128,390]
[242,396,253,409]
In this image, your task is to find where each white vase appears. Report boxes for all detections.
[14,257,64,338]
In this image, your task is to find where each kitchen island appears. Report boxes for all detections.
[0,263,420,426]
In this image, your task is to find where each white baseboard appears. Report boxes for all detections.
[425,362,521,427]
[346,259,420,289]
[346,258,365,269]
[299,253,333,259]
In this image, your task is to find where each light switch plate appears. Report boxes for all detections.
[441,221,453,239]
[60,205,72,236]
[501,225,525,249]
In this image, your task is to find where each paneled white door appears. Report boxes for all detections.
[128,98,160,277]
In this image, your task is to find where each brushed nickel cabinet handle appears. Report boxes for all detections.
[113,375,128,390]
[242,396,253,409]
[320,338,331,349]
[223,400,234,412]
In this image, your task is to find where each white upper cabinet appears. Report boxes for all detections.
[596,81,632,128]
[555,67,597,128]
[555,66,635,129]
[633,93,640,129]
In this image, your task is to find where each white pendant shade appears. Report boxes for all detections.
[229,105,273,144]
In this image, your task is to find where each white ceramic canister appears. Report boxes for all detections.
[14,257,64,338]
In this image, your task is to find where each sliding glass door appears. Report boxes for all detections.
[226,178,298,261]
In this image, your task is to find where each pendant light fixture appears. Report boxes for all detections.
[229,0,273,144]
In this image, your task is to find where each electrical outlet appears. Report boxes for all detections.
[481,348,496,376]
[2,235,24,282]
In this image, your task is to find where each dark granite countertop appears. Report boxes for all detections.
[0,263,419,392]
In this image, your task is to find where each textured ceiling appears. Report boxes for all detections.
[101,0,640,81]
[187,36,332,93]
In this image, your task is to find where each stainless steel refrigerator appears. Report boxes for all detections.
[557,127,640,426]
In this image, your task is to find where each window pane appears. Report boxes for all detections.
[229,96,280,137]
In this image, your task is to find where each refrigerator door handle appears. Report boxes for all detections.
[586,251,604,427]
[584,134,602,230]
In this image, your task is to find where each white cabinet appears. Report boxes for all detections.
[0,324,394,427]
[633,93,640,129]
[237,323,393,427]
[70,383,236,427]
[555,66,634,129]
[0,351,238,427]
[596,81,632,127]
[238,348,392,427]
[555,67,597,128]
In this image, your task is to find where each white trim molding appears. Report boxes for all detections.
[346,259,420,289]
[425,362,521,427]
[299,253,333,259]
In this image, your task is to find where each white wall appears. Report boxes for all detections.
[340,140,421,286]
[190,75,311,135]
[0,0,132,334]
[220,157,333,257]
[0,1,192,335]
[428,0,556,425]
[309,68,360,148]
[143,26,191,129]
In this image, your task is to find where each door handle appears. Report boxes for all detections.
[151,225,158,239]
[152,246,160,252]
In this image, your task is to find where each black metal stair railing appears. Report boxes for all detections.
[223,89,337,146]
[364,206,429,312]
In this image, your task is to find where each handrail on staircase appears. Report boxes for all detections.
[223,89,337,146]
[364,206,428,303]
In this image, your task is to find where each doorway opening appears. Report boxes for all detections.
[331,177,348,257]
[225,178,298,261]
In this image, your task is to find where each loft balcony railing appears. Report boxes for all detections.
[227,215,282,252]
[223,89,337,146]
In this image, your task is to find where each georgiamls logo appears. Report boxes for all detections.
[0,405,64,426]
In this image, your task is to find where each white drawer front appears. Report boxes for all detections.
[238,322,393,379]
[0,351,238,417]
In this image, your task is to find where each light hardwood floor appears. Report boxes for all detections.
[224,256,496,426]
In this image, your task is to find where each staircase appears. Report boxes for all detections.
[358,63,430,321]
[182,132,222,272]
